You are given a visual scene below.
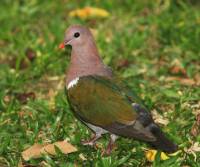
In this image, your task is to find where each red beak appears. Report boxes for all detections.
[59,42,65,49]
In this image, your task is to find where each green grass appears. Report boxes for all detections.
[0,0,200,166]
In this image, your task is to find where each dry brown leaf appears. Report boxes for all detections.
[41,141,77,155]
[184,142,200,161]
[165,77,196,86]
[22,141,77,161]
[169,58,187,76]
[170,65,186,76]
[151,109,169,126]
[22,143,44,161]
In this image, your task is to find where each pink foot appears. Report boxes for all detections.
[81,134,101,147]
[102,134,118,156]
[102,142,115,156]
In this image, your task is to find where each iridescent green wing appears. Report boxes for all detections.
[67,75,155,141]
[67,75,136,125]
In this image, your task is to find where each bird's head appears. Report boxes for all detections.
[59,25,93,49]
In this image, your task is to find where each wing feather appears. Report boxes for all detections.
[67,75,155,141]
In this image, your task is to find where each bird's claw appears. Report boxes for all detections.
[81,139,96,146]
[81,134,101,148]
[81,140,99,149]
[101,142,116,156]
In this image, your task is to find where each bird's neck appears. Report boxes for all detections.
[66,44,112,84]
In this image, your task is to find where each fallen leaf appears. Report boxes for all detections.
[145,149,180,162]
[165,77,197,86]
[145,149,169,162]
[169,58,187,76]
[41,141,77,155]
[69,7,110,19]
[22,143,44,161]
[191,113,200,137]
[151,109,169,126]
[184,142,200,161]
[169,65,186,76]
[188,142,200,152]
[22,141,77,161]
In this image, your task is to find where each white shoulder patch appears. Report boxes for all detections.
[67,77,79,89]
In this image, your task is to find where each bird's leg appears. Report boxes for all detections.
[102,134,118,156]
[81,133,102,146]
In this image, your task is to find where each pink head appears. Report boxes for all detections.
[61,25,112,84]
[62,25,94,47]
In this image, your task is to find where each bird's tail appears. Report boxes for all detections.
[147,123,178,153]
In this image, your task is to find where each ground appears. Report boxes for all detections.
[0,0,200,166]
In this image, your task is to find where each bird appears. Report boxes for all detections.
[59,25,178,155]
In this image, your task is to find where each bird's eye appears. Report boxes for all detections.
[74,32,80,38]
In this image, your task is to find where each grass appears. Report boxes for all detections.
[0,0,200,166]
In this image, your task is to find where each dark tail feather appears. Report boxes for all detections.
[148,123,178,153]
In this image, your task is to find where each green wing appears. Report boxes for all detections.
[112,76,145,105]
[67,75,155,141]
